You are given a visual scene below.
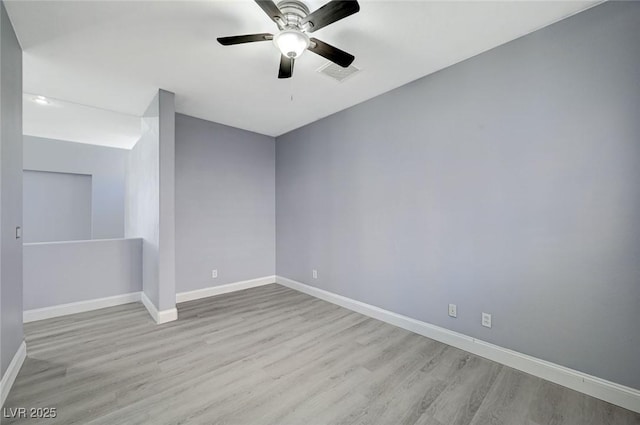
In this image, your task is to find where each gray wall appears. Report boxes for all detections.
[175,114,275,293]
[276,1,640,390]
[23,170,92,243]
[23,238,142,310]
[0,0,22,377]
[126,90,175,312]
[23,136,127,240]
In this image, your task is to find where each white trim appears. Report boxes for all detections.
[23,292,141,323]
[23,237,142,247]
[276,276,640,414]
[156,307,178,324]
[176,275,276,303]
[141,292,177,325]
[1,341,26,408]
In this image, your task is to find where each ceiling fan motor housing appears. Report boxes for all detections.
[276,0,311,29]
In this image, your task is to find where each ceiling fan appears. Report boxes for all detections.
[217,0,360,78]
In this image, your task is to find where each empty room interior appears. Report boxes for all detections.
[0,0,639,423]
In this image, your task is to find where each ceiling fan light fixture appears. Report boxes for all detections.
[274,29,309,58]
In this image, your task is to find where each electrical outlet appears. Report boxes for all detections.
[482,312,492,328]
[312,269,318,279]
[448,304,457,318]
[211,269,218,279]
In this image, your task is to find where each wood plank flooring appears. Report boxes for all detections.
[4,284,639,424]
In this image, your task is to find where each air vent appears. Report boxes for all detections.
[317,62,360,82]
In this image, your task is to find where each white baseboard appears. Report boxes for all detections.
[23,292,142,323]
[1,341,26,408]
[276,275,640,414]
[21,275,276,325]
[141,292,178,324]
[176,275,276,303]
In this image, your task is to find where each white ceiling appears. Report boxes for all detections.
[6,0,599,144]
[24,94,141,149]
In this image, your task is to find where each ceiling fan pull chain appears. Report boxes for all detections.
[290,76,294,102]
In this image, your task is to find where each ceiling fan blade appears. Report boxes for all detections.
[301,0,360,33]
[308,38,354,68]
[278,55,294,79]
[255,0,286,27]
[217,33,273,46]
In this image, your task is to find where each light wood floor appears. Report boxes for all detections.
[4,284,639,425]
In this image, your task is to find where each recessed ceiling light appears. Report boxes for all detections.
[33,95,50,105]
